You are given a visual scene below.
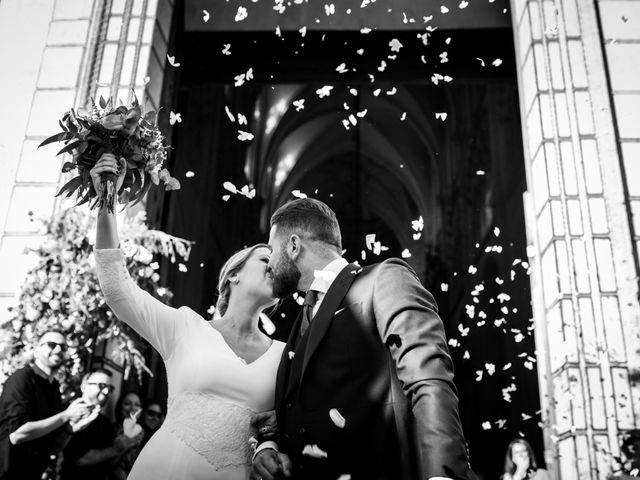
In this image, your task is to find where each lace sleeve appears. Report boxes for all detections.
[94,248,187,359]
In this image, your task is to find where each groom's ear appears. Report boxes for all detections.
[288,234,302,259]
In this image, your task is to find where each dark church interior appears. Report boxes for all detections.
[132,1,545,478]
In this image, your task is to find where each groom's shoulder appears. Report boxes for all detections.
[349,258,417,287]
[355,257,415,274]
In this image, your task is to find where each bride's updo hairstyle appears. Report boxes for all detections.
[215,243,271,318]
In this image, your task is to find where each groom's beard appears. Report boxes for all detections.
[271,253,301,299]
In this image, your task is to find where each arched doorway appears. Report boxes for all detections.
[144,5,541,478]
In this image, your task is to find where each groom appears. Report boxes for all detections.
[252,198,470,480]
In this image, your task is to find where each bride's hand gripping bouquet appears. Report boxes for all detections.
[39,95,180,212]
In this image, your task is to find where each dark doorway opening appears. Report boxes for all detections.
[144,6,543,479]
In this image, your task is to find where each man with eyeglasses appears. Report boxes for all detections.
[61,369,143,480]
[0,329,95,480]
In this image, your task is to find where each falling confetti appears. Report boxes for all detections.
[316,86,334,98]
[237,131,254,141]
[225,106,235,122]
[166,54,181,67]
[169,111,182,125]
[259,313,276,335]
[202,10,210,22]
[389,38,403,52]
[292,190,307,199]
[329,408,346,428]
[302,444,328,458]
[235,6,248,21]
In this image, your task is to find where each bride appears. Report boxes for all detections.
[92,154,288,479]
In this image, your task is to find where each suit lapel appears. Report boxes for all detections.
[300,263,360,383]
[276,311,303,413]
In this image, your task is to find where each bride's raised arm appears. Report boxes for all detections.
[93,153,187,360]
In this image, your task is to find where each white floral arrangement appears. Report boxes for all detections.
[0,208,191,398]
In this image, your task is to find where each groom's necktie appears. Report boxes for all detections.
[300,289,318,337]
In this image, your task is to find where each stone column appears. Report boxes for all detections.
[0,0,174,323]
[511,1,640,479]
[0,0,99,321]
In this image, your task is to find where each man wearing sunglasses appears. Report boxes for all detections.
[62,369,143,480]
[140,402,164,446]
[0,329,95,480]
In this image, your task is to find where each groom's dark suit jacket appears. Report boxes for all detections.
[271,259,470,480]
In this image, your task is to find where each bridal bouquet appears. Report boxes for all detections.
[39,95,180,213]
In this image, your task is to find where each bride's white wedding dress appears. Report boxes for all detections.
[95,249,285,480]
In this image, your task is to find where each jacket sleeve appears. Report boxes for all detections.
[372,258,470,480]
[1,370,32,434]
[94,248,190,360]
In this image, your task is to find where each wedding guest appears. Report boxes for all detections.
[140,401,164,446]
[110,391,144,480]
[0,329,92,480]
[61,370,142,480]
[609,430,640,479]
[501,439,550,480]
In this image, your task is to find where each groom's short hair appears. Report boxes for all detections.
[271,198,342,252]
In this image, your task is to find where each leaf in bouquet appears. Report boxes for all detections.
[86,135,109,147]
[57,140,82,156]
[38,132,71,149]
[58,119,69,132]
[62,161,76,173]
[130,173,153,207]
[66,111,79,134]
[131,89,140,108]
[81,168,90,189]
[99,96,107,109]
[77,141,89,155]
[129,168,143,196]
[75,186,94,206]
[55,175,84,198]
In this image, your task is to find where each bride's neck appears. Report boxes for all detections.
[219,302,261,337]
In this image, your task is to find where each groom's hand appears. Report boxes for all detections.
[251,449,292,480]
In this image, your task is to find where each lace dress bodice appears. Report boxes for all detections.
[95,249,285,478]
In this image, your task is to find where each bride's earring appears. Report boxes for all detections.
[230,276,239,285]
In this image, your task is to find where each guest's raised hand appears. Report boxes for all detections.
[63,398,92,423]
[113,432,141,454]
[90,153,126,193]
[68,404,100,433]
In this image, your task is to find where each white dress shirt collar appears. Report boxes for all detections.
[308,257,349,295]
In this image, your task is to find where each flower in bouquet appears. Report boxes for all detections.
[39,95,181,213]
